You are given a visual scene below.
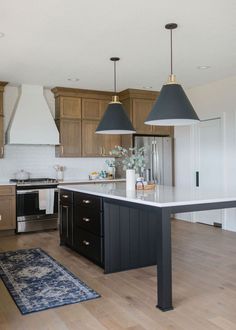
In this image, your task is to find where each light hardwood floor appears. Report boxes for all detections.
[1,220,236,330]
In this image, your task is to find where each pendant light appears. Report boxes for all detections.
[96,57,136,134]
[145,23,200,126]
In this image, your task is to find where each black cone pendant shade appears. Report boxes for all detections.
[96,57,135,134]
[145,23,200,126]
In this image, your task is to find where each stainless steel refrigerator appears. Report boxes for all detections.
[134,136,174,186]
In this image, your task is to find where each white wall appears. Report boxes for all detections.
[0,86,112,181]
[175,75,236,231]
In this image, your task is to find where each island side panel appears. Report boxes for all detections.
[103,199,158,274]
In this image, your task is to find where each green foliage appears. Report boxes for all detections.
[109,146,146,172]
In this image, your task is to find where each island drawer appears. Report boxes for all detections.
[74,192,102,212]
[60,190,73,205]
[76,228,103,265]
[77,212,103,236]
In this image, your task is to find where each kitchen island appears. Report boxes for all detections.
[58,182,236,312]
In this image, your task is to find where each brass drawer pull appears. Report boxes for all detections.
[82,240,90,246]
[82,217,90,222]
[62,195,69,198]
[82,199,91,204]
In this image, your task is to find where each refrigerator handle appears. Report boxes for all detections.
[155,142,160,184]
[153,141,158,183]
[196,171,199,187]
[151,141,154,181]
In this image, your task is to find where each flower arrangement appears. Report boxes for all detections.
[109,146,145,172]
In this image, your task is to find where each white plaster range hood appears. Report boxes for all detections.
[6,84,59,145]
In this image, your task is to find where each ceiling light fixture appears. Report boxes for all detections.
[0,32,5,38]
[197,65,211,70]
[96,57,136,134]
[67,78,80,82]
[145,23,200,126]
[142,86,153,89]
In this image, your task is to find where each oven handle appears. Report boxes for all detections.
[17,189,58,194]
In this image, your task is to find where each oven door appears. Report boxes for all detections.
[16,188,58,233]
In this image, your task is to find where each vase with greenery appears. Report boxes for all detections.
[109,146,146,190]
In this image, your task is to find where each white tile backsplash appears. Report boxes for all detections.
[0,145,112,181]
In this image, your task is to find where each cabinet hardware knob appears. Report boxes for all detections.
[82,217,90,222]
[62,195,69,198]
[82,240,90,246]
[82,199,91,204]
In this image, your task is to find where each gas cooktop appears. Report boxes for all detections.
[10,178,58,185]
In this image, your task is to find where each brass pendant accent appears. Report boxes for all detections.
[110,95,121,104]
[166,74,177,85]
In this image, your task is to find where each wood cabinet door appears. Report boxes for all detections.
[60,203,74,247]
[57,119,82,157]
[102,135,121,156]
[82,120,104,157]
[152,125,173,136]
[0,195,16,230]
[57,97,81,119]
[132,99,154,134]
[0,116,3,158]
[99,100,109,117]
[82,99,110,120]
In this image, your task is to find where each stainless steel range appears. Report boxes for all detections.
[10,178,59,233]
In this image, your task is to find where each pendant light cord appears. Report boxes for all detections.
[170,28,173,75]
[114,60,117,94]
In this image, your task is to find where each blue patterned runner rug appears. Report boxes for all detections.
[0,248,100,314]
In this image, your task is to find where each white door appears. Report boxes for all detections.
[193,118,223,225]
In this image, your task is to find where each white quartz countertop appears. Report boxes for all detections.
[59,178,125,184]
[0,181,16,186]
[58,182,236,208]
[0,178,125,186]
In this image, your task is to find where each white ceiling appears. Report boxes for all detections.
[0,0,236,91]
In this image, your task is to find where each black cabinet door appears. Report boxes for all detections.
[75,228,103,266]
[60,203,74,247]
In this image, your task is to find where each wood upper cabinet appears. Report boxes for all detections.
[56,119,82,157]
[103,135,121,156]
[82,98,109,120]
[81,96,120,156]
[152,125,174,136]
[52,87,117,157]
[0,185,16,231]
[82,120,103,157]
[82,121,121,157]
[55,96,81,119]
[132,99,154,134]
[0,82,8,159]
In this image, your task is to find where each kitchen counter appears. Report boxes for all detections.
[58,182,236,208]
[0,178,125,187]
[58,178,125,185]
[0,182,16,186]
[58,181,236,312]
